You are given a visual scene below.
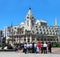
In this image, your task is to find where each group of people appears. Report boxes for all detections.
[3,41,52,54]
[23,41,52,54]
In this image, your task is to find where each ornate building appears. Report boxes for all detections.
[4,8,60,44]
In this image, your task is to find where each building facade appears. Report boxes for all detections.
[4,8,60,44]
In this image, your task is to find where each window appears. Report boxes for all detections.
[47,32,49,35]
[32,31,34,33]
[41,38,43,41]
[49,27,50,29]
[37,32,39,34]
[53,30,54,32]
[27,17,29,19]
[28,38,30,42]
[44,38,46,41]
[52,27,53,29]
[47,30,48,32]
[24,38,26,41]
[37,38,39,41]
[22,31,23,34]
[36,29,38,31]
[40,32,42,34]
[32,38,35,41]
[42,26,44,28]
[50,30,51,32]
[46,32,47,34]
[32,17,34,19]
[51,39,52,41]
[43,29,45,31]
[25,29,27,32]
[40,29,41,31]
[20,32,21,34]
[39,26,41,28]
[35,26,37,28]
[15,27,16,29]
[53,33,55,35]
[44,32,46,34]
[27,20,29,26]
[50,32,52,35]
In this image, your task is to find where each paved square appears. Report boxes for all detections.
[0,52,60,57]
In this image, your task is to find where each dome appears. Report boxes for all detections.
[40,20,47,23]
[20,22,24,25]
[36,20,40,22]
[36,20,40,24]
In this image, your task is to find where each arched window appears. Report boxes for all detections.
[27,20,29,26]
[27,17,29,19]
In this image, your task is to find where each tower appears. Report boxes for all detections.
[55,18,58,26]
[25,8,35,31]
[54,18,58,28]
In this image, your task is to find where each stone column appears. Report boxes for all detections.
[26,36,27,43]
[19,36,20,43]
[58,36,60,42]
[17,37,19,43]
[30,35,32,43]
[35,37,36,42]
[16,37,17,43]
[18,37,20,43]
[22,36,24,43]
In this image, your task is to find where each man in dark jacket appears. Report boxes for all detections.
[48,42,52,53]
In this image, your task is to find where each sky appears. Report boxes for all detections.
[0,0,60,30]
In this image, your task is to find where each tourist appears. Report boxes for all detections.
[37,42,42,53]
[34,42,37,53]
[41,42,43,54]
[27,43,30,53]
[29,43,32,53]
[36,45,39,53]
[43,42,47,54]
[48,42,52,53]
[23,43,27,54]
[32,42,34,53]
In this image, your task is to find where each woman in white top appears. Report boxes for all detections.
[43,42,47,54]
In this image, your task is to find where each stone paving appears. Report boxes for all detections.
[0,48,60,57]
[17,48,60,54]
[52,48,60,54]
[0,52,60,57]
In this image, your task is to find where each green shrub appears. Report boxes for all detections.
[1,45,5,49]
[52,42,60,47]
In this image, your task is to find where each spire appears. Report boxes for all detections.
[11,22,13,27]
[54,18,58,29]
[25,8,35,31]
[29,7,31,10]
[26,8,34,19]
[55,18,58,26]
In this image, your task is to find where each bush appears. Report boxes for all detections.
[1,45,6,49]
[52,42,60,47]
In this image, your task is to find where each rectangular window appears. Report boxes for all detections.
[27,20,29,26]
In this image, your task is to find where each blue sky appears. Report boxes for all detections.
[0,0,60,30]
